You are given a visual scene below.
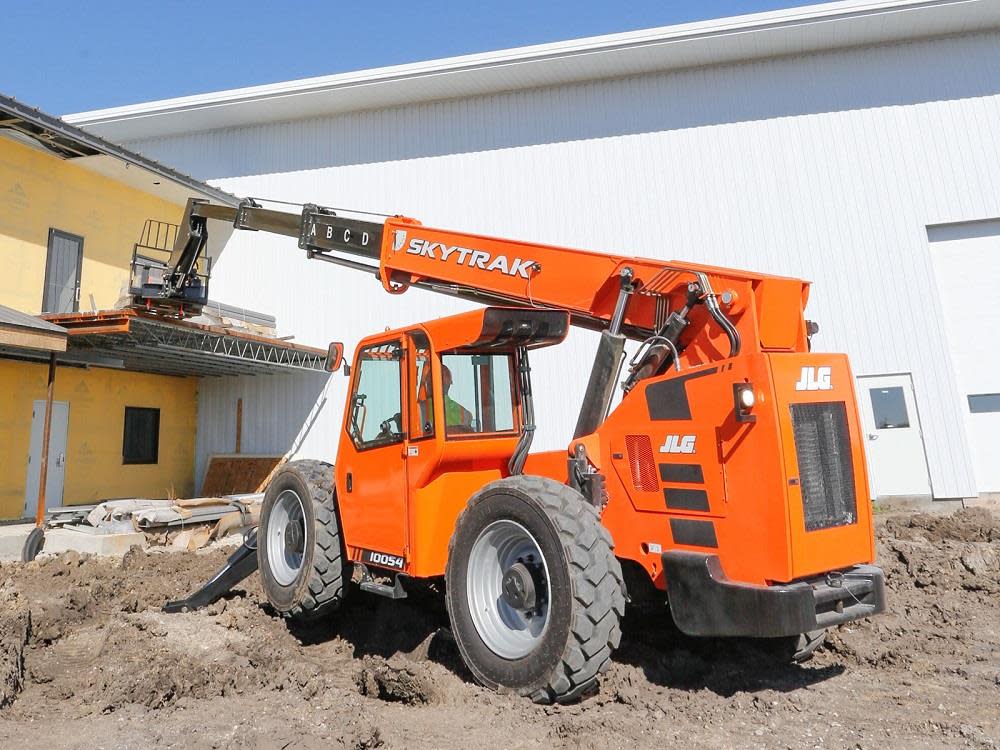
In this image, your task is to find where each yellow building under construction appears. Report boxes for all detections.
[0,94,325,521]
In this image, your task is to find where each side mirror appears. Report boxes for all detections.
[325,342,345,373]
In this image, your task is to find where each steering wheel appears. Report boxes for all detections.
[377,412,403,439]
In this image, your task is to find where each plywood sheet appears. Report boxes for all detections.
[201,454,284,496]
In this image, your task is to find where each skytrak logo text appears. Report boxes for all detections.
[405,237,537,278]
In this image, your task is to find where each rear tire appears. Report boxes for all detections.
[446,476,625,703]
[258,460,349,621]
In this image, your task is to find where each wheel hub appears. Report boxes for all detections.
[501,561,537,611]
[268,489,307,587]
[466,520,552,659]
[283,519,304,553]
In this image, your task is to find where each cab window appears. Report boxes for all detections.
[440,353,516,436]
[348,342,404,448]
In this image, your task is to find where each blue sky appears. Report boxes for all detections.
[4,1,807,115]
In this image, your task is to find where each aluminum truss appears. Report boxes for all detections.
[66,316,327,377]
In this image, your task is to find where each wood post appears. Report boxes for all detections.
[35,352,57,527]
[235,397,243,454]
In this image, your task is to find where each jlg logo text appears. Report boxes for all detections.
[659,435,696,454]
[795,366,832,391]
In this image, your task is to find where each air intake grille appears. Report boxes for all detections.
[790,402,857,531]
[625,435,658,492]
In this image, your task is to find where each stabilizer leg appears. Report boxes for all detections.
[163,528,258,613]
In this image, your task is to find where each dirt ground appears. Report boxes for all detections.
[1,506,997,750]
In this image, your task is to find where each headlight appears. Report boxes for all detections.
[733,383,757,424]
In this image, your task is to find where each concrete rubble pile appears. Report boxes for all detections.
[47,494,262,552]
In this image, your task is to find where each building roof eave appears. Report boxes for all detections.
[64,0,1000,142]
[0,305,68,353]
[0,93,240,206]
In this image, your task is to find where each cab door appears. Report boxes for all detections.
[336,339,410,565]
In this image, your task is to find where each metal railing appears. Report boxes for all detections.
[129,219,211,314]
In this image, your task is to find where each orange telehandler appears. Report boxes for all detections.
[158,197,885,703]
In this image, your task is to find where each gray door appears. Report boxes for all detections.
[24,400,70,519]
[42,229,83,313]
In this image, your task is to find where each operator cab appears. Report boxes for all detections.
[343,307,568,443]
[334,307,568,578]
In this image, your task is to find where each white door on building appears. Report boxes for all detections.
[856,375,932,498]
[928,219,1000,493]
[24,400,70,519]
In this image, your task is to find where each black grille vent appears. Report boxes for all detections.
[790,402,857,532]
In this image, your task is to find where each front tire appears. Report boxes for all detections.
[258,460,349,621]
[446,476,625,703]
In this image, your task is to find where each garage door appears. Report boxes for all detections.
[928,219,1000,493]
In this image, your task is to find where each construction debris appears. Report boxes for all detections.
[85,497,253,531]
[188,300,278,337]
[41,494,262,554]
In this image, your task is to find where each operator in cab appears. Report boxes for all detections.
[417,362,475,434]
[441,364,474,432]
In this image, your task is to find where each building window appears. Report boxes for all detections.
[968,393,1000,414]
[123,407,160,464]
[869,386,910,429]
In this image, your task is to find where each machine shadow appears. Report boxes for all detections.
[283,581,475,681]
[276,582,843,697]
[615,604,845,697]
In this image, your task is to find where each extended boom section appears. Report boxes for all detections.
[161,198,812,363]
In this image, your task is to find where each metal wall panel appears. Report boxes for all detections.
[193,370,335,492]
[135,31,1000,498]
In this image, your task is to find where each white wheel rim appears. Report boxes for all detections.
[467,520,551,660]
[269,489,307,586]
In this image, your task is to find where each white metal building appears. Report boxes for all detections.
[68,0,1000,499]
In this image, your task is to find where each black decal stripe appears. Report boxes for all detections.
[645,367,718,421]
[659,463,705,484]
[669,518,718,548]
[664,488,710,511]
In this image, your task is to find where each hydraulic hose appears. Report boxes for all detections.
[692,271,740,358]
[508,347,535,475]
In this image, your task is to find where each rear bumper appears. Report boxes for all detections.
[663,551,886,638]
